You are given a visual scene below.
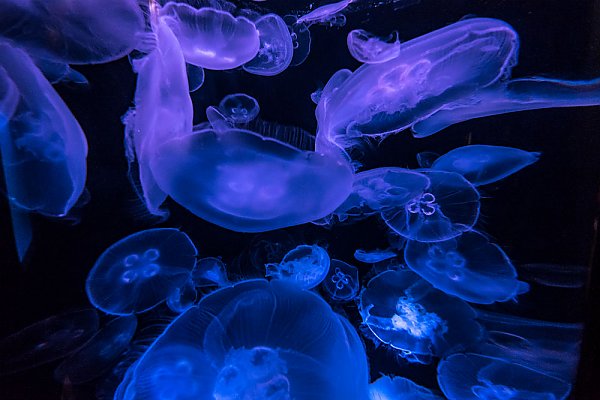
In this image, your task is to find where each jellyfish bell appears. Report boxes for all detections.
[191,257,229,287]
[85,228,198,315]
[244,13,294,76]
[322,259,359,301]
[347,29,401,64]
[265,244,330,289]
[369,375,442,400]
[296,0,354,26]
[218,93,260,124]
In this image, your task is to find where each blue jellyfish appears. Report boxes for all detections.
[347,29,401,64]
[244,13,294,76]
[322,259,359,301]
[0,41,88,261]
[354,248,397,264]
[382,170,480,243]
[86,228,198,315]
[283,16,312,66]
[161,2,260,70]
[218,93,260,124]
[296,0,354,26]
[359,269,482,361]
[369,375,442,400]
[265,244,330,289]
[166,278,198,313]
[54,315,137,384]
[438,353,572,400]
[431,145,540,186]
[404,230,529,304]
[0,309,99,376]
[114,280,370,400]
[191,257,229,287]
[185,63,205,92]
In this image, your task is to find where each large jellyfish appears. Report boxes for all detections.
[369,375,442,400]
[85,228,198,315]
[243,13,294,76]
[347,29,401,64]
[114,279,370,400]
[315,18,600,149]
[359,269,482,362]
[0,41,88,260]
[265,244,331,289]
[404,230,529,303]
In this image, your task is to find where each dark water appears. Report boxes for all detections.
[1,0,600,398]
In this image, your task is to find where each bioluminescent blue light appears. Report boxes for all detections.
[166,278,198,313]
[0,309,99,376]
[431,145,540,186]
[284,15,312,66]
[265,244,331,289]
[404,230,529,303]
[369,375,442,400]
[243,13,294,76]
[382,170,480,243]
[191,257,229,287]
[54,315,137,384]
[437,353,572,400]
[296,0,353,25]
[354,248,396,263]
[115,279,370,400]
[359,269,482,361]
[347,29,401,64]
[218,93,260,124]
[85,228,198,315]
[322,259,359,301]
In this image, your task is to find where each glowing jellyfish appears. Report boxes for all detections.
[0,309,99,376]
[114,280,370,400]
[244,14,293,76]
[404,230,529,304]
[283,15,312,66]
[161,2,260,70]
[296,0,353,26]
[382,170,480,243]
[518,263,588,289]
[431,145,540,186]
[0,41,88,261]
[347,29,401,64]
[218,93,260,124]
[86,228,198,315]
[322,259,359,301]
[369,375,442,400]
[166,278,198,313]
[359,269,481,361]
[354,248,396,263]
[265,244,330,289]
[54,315,137,384]
[438,353,572,400]
[191,257,229,287]
[185,63,205,92]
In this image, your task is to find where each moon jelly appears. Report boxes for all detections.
[347,29,401,64]
[354,248,396,263]
[191,257,229,287]
[86,228,198,315]
[283,16,312,66]
[431,145,540,186]
[265,244,331,289]
[404,230,529,304]
[322,259,359,301]
[161,2,260,70]
[382,170,480,243]
[218,93,260,124]
[166,278,198,313]
[244,14,294,76]
[296,0,354,26]
[369,375,442,400]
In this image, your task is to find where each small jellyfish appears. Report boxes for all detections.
[283,15,312,66]
[161,2,260,70]
[191,257,229,287]
[54,315,137,384]
[369,375,442,400]
[296,0,354,26]
[244,14,294,76]
[416,151,440,168]
[354,248,396,264]
[166,278,198,313]
[86,228,198,315]
[322,259,359,301]
[218,93,260,124]
[347,29,401,64]
[382,170,480,243]
[186,63,205,92]
[265,244,330,289]
[404,230,529,304]
[431,145,540,186]
[437,353,572,400]
[359,269,481,361]
[0,309,99,376]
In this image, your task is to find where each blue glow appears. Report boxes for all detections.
[265,244,330,289]
[369,375,442,400]
[191,257,229,288]
[354,248,397,263]
[322,259,359,301]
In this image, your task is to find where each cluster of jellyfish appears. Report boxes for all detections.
[0,0,596,398]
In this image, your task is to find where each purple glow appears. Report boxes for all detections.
[347,29,401,64]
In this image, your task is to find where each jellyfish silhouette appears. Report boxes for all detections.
[114,279,370,400]
[265,244,331,289]
[166,278,198,313]
[382,170,480,243]
[431,145,540,186]
[218,93,260,124]
[86,228,198,315]
[244,13,294,76]
[347,29,401,64]
[359,269,482,361]
[322,259,360,301]
[191,257,229,287]
[438,353,572,400]
[404,230,529,303]
[369,375,442,400]
[0,309,99,376]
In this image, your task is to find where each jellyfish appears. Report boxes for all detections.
[265,244,331,289]
[369,375,442,400]
[85,228,198,315]
[322,259,359,301]
[283,16,312,66]
[160,2,260,70]
[431,145,540,186]
[244,14,294,76]
[218,93,260,124]
[347,29,401,64]
[0,309,99,376]
[191,257,229,287]
[114,279,370,400]
[354,248,397,264]
[185,63,205,92]
[404,230,529,304]
[54,315,137,384]
[359,269,482,361]
[416,151,440,168]
[518,263,588,289]
[296,0,354,26]
[438,353,572,400]
[166,278,198,313]
[382,170,480,243]
[0,41,88,261]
